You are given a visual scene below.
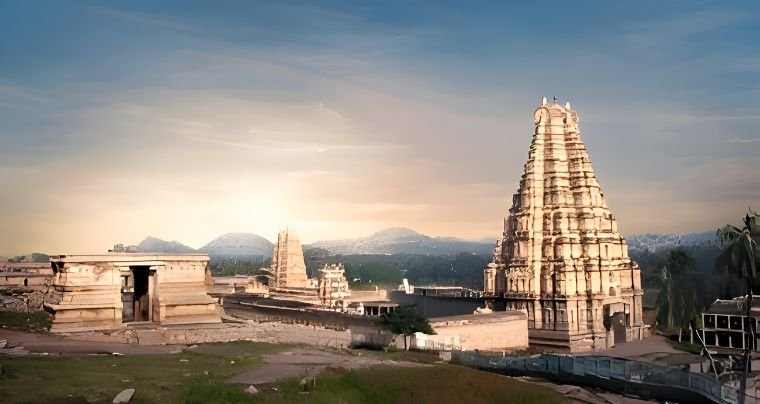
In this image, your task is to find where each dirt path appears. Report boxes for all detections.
[515,376,656,404]
[582,335,681,359]
[226,348,426,385]
[0,329,178,355]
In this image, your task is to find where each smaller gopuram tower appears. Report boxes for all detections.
[271,228,310,289]
[485,98,646,352]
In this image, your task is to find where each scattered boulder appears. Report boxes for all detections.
[244,385,259,395]
[0,339,7,348]
[6,346,28,356]
[112,388,135,403]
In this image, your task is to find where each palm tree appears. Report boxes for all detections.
[656,249,697,340]
[717,211,759,404]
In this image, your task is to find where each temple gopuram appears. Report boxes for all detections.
[484,98,647,352]
[270,228,311,289]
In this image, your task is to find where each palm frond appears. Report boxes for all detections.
[717,225,743,245]
[742,233,757,281]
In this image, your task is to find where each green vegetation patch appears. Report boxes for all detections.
[0,341,288,403]
[0,310,52,331]
[349,347,441,364]
[670,341,703,355]
[255,365,564,404]
[643,288,659,309]
[1,342,563,404]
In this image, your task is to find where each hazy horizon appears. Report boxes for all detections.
[2,1,759,256]
[0,224,728,257]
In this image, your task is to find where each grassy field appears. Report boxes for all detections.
[0,343,564,403]
[0,311,52,332]
[255,365,563,404]
[0,341,288,403]
[669,340,703,355]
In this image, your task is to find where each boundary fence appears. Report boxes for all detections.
[452,351,756,404]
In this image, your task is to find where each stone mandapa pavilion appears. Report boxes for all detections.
[45,254,222,332]
[484,98,647,352]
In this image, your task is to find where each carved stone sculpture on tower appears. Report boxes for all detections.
[318,263,351,310]
[484,99,647,352]
[271,228,310,289]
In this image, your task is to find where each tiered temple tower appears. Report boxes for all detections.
[318,263,351,309]
[271,228,310,289]
[484,99,646,352]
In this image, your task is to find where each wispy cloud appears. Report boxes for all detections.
[183,135,370,153]
[723,137,760,144]
[86,6,205,34]
[3,1,760,254]
[623,9,746,53]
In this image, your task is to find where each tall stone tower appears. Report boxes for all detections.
[484,99,646,352]
[271,228,310,289]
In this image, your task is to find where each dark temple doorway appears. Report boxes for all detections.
[612,312,626,345]
[121,266,153,323]
[132,266,150,322]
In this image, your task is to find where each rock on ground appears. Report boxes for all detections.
[112,388,135,403]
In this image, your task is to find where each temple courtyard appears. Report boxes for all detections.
[0,328,565,404]
[0,323,660,403]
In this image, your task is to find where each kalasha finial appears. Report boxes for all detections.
[565,101,571,109]
[542,96,547,105]
[553,96,558,104]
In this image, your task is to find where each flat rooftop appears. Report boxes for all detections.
[50,254,210,263]
[430,311,527,324]
[704,295,760,316]
[360,301,399,307]
[0,272,51,278]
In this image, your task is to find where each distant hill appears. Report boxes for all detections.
[5,253,50,263]
[198,232,273,258]
[626,231,718,252]
[137,236,196,253]
[307,227,493,255]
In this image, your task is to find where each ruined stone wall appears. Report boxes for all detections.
[226,301,382,331]
[224,299,395,348]
[165,322,353,348]
[431,317,529,351]
[348,289,388,302]
[0,273,55,313]
[0,286,54,312]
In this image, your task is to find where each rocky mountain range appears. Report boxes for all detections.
[134,233,273,258]
[137,236,196,254]
[307,227,494,255]
[625,230,718,252]
[197,233,273,258]
[130,228,721,259]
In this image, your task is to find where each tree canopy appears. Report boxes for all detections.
[378,306,434,350]
[716,210,759,404]
[656,249,699,334]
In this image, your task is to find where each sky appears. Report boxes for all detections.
[1,1,759,255]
